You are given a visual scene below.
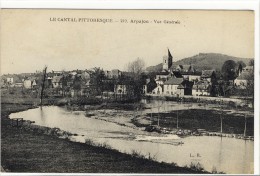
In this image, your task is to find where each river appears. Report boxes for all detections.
[9,105,253,174]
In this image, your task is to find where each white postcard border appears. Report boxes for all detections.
[1,0,259,175]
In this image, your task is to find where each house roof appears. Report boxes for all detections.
[181,65,192,71]
[47,72,55,77]
[151,85,164,93]
[177,84,184,89]
[180,71,201,76]
[172,71,183,78]
[111,69,121,74]
[171,64,196,72]
[164,78,183,85]
[155,78,167,82]
[201,70,215,78]
[5,74,22,83]
[52,76,63,83]
[162,69,170,73]
[156,71,169,76]
[236,72,252,80]
[177,80,194,89]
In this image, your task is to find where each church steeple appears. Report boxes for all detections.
[163,48,173,70]
[168,48,172,59]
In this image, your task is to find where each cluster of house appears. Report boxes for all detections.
[1,73,37,89]
[1,68,135,97]
[1,49,253,98]
[143,49,253,97]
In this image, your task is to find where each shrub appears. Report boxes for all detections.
[131,150,145,159]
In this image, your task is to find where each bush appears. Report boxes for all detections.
[131,150,146,159]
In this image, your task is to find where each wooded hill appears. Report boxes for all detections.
[146,53,253,72]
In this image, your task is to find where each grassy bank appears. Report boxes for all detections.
[1,123,204,173]
[1,101,205,173]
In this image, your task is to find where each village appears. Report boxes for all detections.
[1,49,254,107]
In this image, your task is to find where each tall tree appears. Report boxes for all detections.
[61,74,71,97]
[236,63,243,76]
[73,74,82,97]
[221,60,237,81]
[126,58,146,99]
[126,58,145,80]
[40,66,47,106]
[87,67,105,96]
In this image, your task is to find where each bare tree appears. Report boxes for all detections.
[126,58,145,80]
[125,58,146,100]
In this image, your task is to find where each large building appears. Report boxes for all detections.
[192,80,212,96]
[163,78,183,96]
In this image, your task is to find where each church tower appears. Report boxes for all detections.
[162,48,173,70]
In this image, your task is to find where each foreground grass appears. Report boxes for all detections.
[1,102,205,173]
[1,124,202,173]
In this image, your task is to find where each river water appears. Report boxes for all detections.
[9,105,253,174]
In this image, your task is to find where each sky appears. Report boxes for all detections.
[1,9,254,74]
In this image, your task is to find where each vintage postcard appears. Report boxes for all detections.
[0,8,257,175]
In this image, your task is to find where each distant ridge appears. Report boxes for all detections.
[146,53,253,72]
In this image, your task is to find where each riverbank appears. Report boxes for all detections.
[148,109,254,136]
[81,103,254,137]
[1,102,206,173]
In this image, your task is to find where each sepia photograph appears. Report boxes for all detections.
[0,6,258,175]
